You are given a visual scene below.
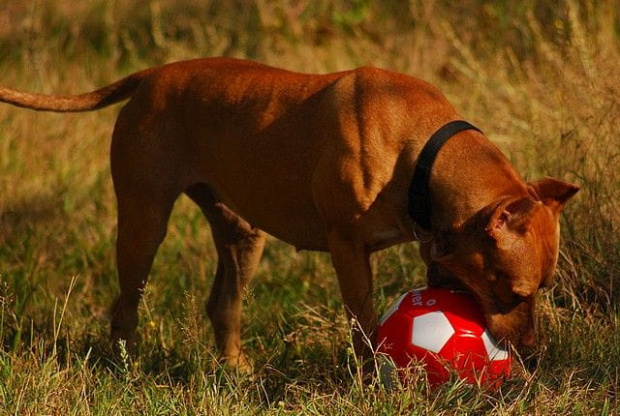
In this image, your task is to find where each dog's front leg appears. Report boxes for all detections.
[327,233,378,368]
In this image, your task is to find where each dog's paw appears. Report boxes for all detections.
[217,352,254,376]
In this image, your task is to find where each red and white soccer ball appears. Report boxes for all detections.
[377,287,511,387]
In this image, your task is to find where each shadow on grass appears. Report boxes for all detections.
[0,188,68,246]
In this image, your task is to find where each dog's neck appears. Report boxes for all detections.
[408,121,482,231]
[427,134,528,233]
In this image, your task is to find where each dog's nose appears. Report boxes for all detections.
[519,329,537,348]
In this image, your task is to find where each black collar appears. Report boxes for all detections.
[407,120,482,230]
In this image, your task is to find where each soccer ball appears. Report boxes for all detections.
[377,287,511,387]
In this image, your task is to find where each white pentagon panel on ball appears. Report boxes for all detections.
[481,329,509,361]
[412,311,455,353]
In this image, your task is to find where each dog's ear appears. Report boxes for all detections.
[527,178,580,213]
[486,197,537,240]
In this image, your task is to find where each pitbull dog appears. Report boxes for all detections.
[0,58,578,369]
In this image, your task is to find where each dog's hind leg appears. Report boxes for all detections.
[185,183,266,371]
[110,185,178,354]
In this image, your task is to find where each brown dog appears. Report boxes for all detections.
[0,57,578,369]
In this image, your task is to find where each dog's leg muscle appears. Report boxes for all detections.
[111,191,176,353]
[186,184,266,370]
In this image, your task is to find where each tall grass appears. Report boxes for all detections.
[0,0,619,414]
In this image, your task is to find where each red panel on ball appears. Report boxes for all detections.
[377,287,511,387]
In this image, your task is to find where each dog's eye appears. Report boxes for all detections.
[499,293,528,313]
[494,291,526,314]
[511,293,527,305]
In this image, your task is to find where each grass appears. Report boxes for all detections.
[1,0,619,414]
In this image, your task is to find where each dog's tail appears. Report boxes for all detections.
[0,68,156,112]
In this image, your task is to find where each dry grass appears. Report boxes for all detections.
[1,0,619,414]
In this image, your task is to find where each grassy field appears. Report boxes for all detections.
[0,0,619,414]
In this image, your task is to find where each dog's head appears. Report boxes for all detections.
[427,178,579,348]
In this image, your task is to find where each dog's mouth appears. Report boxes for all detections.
[485,302,538,349]
[426,263,538,348]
